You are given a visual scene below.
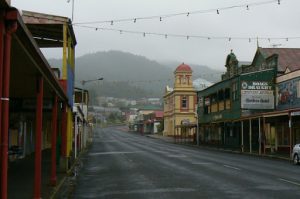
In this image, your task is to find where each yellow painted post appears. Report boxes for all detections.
[67,36,71,69]
[66,108,73,157]
[62,24,68,80]
[70,44,74,71]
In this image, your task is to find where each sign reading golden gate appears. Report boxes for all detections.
[241,81,274,109]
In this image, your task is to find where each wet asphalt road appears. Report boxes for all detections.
[74,126,300,199]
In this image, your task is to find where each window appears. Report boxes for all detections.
[297,80,300,98]
[277,124,289,145]
[182,75,187,84]
[182,96,188,109]
[211,93,217,103]
[198,97,203,107]
[225,88,231,100]
[232,82,238,101]
[204,106,209,114]
[218,90,224,101]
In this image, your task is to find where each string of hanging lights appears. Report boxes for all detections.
[104,79,172,84]
[74,24,300,42]
[79,73,224,85]
[72,0,283,25]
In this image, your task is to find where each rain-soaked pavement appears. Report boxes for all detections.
[72,126,300,199]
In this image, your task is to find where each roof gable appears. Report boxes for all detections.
[259,48,300,72]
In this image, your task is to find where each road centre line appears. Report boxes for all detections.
[278,178,300,186]
[223,164,241,171]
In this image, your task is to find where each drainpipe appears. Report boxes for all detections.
[241,121,244,152]
[259,117,261,155]
[289,111,292,155]
[0,11,5,170]
[249,119,252,153]
[74,112,78,159]
[50,95,58,186]
[33,76,44,199]
[263,117,266,154]
[1,11,17,199]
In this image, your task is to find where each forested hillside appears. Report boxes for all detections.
[48,51,222,99]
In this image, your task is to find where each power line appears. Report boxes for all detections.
[73,0,283,25]
[74,24,300,42]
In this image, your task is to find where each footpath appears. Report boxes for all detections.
[8,149,65,199]
[7,148,87,199]
[145,134,291,162]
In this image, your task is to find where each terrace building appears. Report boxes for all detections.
[197,48,300,156]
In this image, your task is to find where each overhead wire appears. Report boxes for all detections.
[72,0,283,25]
[74,24,300,42]
[71,0,300,42]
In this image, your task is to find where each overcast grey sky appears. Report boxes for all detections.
[12,0,300,71]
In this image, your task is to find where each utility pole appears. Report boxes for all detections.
[195,106,199,146]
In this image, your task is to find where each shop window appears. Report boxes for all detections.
[277,124,289,145]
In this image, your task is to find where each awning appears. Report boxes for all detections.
[263,112,288,118]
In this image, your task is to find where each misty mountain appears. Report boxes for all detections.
[48,50,222,99]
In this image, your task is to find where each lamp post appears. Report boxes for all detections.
[81,77,104,117]
[67,0,75,22]
[195,106,199,146]
[80,77,103,150]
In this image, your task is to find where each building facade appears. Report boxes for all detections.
[198,48,300,156]
[163,63,197,137]
[0,3,77,198]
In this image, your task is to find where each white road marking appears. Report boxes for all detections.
[167,154,187,158]
[191,162,212,165]
[278,178,300,186]
[89,151,142,156]
[223,164,241,170]
[92,188,196,197]
[152,150,169,154]
[98,140,118,143]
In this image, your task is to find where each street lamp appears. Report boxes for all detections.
[81,77,104,117]
[195,106,199,146]
[80,77,103,148]
[67,0,75,22]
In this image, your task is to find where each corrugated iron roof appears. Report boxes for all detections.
[9,8,69,102]
[21,10,77,47]
[260,48,300,72]
[154,111,163,118]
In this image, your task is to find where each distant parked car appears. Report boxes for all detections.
[292,144,300,165]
